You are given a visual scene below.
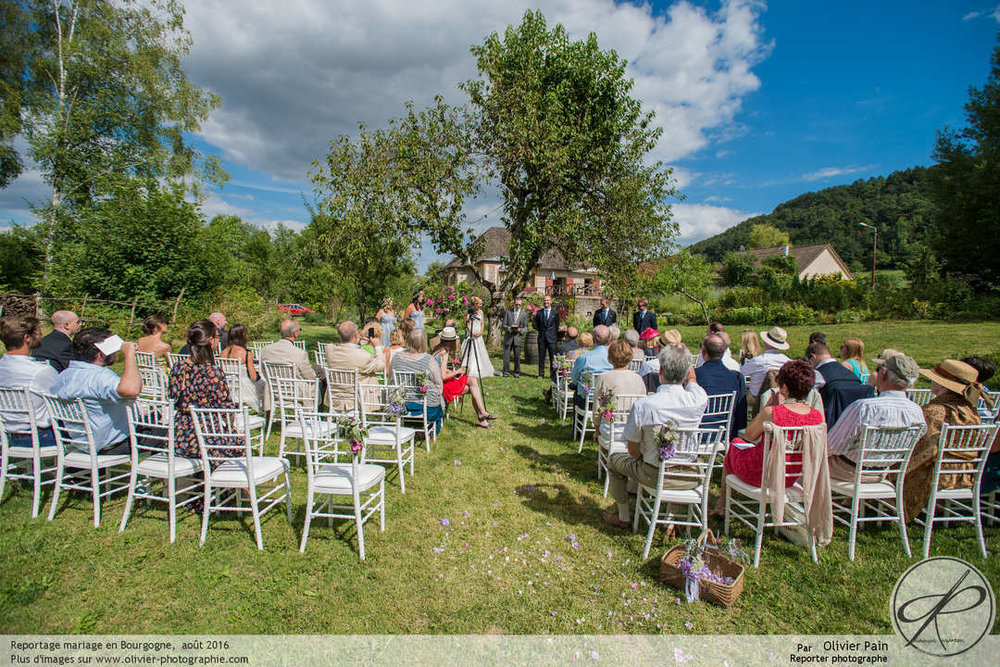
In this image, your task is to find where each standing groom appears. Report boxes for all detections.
[502,296,529,377]
[534,294,559,379]
[592,297,617,327]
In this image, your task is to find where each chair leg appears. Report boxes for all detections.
[723,483,731,535]
[119,469,138,534]
[897,490,912,558]
[973,495,987,558]
[199,483,211,547]
[248,484,264,551]
[299,491,313,553]
[922,497,936,560]
[355,502,366,561]
[848,494,860,562]
[378,480,385,531]
[92,467,101,528]
[283,466,293,525]
[752,499,766,568]
[397,448,406,494]
[47,463,64,522]
[641,493,659,560]
[167,475,177,544]
[0,446,8,507]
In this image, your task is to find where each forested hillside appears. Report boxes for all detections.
[689,167,933,270]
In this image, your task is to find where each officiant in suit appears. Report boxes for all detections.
[533,294,559,379]
[633,298,657,334]
[501,296,529,377]
[592,297,617,328]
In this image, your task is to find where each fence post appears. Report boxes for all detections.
[171,288,185,326]
[128,297,139,332]
[81,294,88,319]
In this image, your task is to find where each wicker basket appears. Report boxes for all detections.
[660,529,745,607]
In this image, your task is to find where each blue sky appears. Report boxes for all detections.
[2,1,998,270]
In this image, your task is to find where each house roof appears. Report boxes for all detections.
[739,243,854,280]
[445,226,574,271]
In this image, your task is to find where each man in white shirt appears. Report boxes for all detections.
[0,316,59,447]
[741,326,791,396]
[827,353,927,481]
[694,323,741,372]
[601,345,708,530]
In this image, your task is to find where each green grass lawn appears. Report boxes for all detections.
[1,320,998,634]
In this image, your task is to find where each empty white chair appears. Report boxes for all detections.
[360,384,416,493]
[627,358,643,373]
[0,387,59,518]
[595,393,644,496]
[634,427,726,559]
[261,360,296,442]
[829,424,925,560]
[906,388,933,407]
[43,394,131,527]
[555,371,574,426]
[918,423,999,559]
[119,398,204,542]
[326,368,361,419]
[293,340,307,352]
[724,422,829,567]
[190,406,293,550]
[299,411,386,559]
[271,376,325,460]
[314,343,328,368]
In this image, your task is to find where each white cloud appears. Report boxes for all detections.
[0,169,48,225]
[183,0,770,182]
[673,202,757,244]
[801,164,875,181]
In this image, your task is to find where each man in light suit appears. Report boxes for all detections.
[592,297,617,328]
[259,319,326,410]
[632,298,657,335]
[533,294,559,379]
[325,320,385,412]
[502,297,529,377]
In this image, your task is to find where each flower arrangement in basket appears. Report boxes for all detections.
[660,529,749,607]
[335,416,369,455]
[414,371,431,395]
[552,355,572,379]
[387,387,407,417]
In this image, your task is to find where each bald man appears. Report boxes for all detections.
[208,312,229,350]
[32,310,81,372]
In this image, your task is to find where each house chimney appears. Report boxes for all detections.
[783,245,789,257]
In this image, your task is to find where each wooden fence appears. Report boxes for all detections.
[0,291,186,330]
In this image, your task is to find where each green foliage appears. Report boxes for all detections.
[643,251,713,325]
[721,252,757,287]
[208,284,282,338]
[928,38,1000,287]
[0,227,43,293]
[747,223,789,249]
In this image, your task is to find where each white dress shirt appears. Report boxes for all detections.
[741,349,791,395]
[826,390,927,462]
[623,382,708,465]
[0,354,59,431]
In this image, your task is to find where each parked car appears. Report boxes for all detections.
[278,303,315,316]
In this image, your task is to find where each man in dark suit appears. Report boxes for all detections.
[32,310,81,372]
[632,298,657,335]
[533,294,559,379]
[502,297,529,377]
[695,334,747,439]
[592,297,617,328]
[807,342,874,427]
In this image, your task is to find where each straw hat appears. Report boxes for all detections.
[659,329,683,346]
[919,359,992,408]
[759,326,789,350]
[439,326,458,341]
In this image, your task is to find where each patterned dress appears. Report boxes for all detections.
[168,358,241,464]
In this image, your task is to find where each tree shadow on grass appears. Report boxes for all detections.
[512,482,609,529]
[512,443,597,486]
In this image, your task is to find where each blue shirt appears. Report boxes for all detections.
[571,345,612,385]
[50,360,130,452]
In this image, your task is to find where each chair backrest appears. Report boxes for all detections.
[906,388,933,406]
[326,367,360,417]
[360,383,408,430]
[978,391,1000,424]
[701,391,736,433]
[127,398,174,466]
[579,371,605,405]
[249,341,273,355]
[167,352,190,369]
[761,422,827,489]
[654,426,726,490]
[0,386,38,440]
[272,376,320,417]
[314,343,328,368]
[602,393,644,441]
[392,371,428,405]
[932,423,999,488]
[139,367,168,401]
[135,351,159,370]
[217,356,243,376]
[293,340,307,352]
[262,360,296,381]
[854,424,926,479]
[858,371,870,385]
[41,394,98,458]
[189,406,253,471]
[627,359,643,373]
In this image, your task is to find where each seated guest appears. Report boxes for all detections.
[739,328,762,365]
[259,319,325,410]
[639,329,683,393]
[219,323,265,412]
[384,328,406,370]
[961,356,997,419]
[389,328,445,435]
[208,312,229,350]
[741,327,791,398]
[50,328,141,455]
[695,334,747,439]
[136,314,171,363]
[325,321,386,413]
[608,324,621,343]
[431,327,495,428]
[807,342,874,426]
[557,326,580,355]
[570,325,613,410]
[624,330,645,362]
[569,331,592,360]
[592,341,647,444]
[903,359,992,522]
[963,356,1000,495]
[638,327,660,357]
[826,353,926,482]
[359,320,382,356]
[694,323,740,372]
[0,316,59,448]
[32,310,81,372]
[801,331,827,361]
[601,345,707,531]
[427,318,455,352]
[839,337,869,380]
[169,320,242,464]
[718,360,825,511]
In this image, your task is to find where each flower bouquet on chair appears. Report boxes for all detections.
[660,529,748,607]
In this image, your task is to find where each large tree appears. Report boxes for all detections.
[928,39,1000,287]
[4,0,223,281]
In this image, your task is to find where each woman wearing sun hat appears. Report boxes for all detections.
[902,359,995,522]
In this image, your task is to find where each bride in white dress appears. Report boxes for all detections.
[461,298,495,378]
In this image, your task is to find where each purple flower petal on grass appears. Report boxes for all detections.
[432,547,444,553]
[440,518,450,526]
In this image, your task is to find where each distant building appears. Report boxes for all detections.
[739,243,854,281]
